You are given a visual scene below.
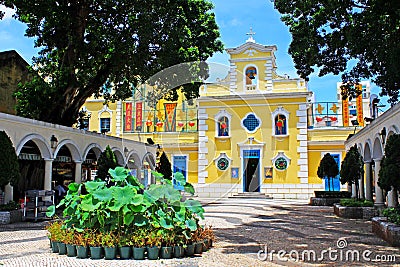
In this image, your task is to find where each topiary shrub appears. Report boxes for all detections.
[340,145,364,199]
[317,153,339,191]
[0,131,21,189]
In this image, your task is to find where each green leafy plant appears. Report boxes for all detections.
[101,231,119,247]
[45,221,64,242]
[382,208,400,226]
[131,227,147,248]
[379,134,400,194]
[0,131,21,188]
[0,201,20,211]
[339,198,374,207]
[340,145,364,199]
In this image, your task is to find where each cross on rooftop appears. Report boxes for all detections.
[246,27,256,42]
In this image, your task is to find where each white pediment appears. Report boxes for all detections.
[226,42,277,55]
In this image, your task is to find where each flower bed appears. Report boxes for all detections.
[372,217,400,247]
[46,167,215,260]
[333,203,378,220]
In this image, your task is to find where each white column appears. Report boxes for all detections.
[351,184,357,198]
[365,161,372,201]
[74,161,83,184]
[359,173,365,199]
[4,183,13,203]
[388,188,399,207]
[374,158,384,206]
[44,159,53,191]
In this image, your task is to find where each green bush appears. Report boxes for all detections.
[339,198,374,207]
[0,201,20,211]
[382,208,400,226]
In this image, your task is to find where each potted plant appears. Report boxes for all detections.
[118,232,133,259]
[192,228,203,255]
[131,227,146,260]
[173,234,185,258]
[146,229,162,260]
[200,225,215,250]
[75,231,90,259]
[87,230,103,259]
[64,228,77,257]
[160,229,174,259]
[101,231,118,260]
[45,220,64,253]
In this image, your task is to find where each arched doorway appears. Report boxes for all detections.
[17,140,45,201]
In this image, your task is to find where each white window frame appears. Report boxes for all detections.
[271,106,290,137]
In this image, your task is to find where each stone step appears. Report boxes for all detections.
[229,192,273,199]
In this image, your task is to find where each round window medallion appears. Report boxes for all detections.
[217,157,229,171]
[274,157,288,170]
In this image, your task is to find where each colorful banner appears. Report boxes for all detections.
[135,102,143,130]
[356,93,364,126]
[164,103,177,132]
[342,99,349,126]
[125,103,132,131]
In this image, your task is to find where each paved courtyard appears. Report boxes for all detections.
[0,198,399,266]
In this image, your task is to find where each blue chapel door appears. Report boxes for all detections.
[173,155,187,190]
[324,154,341,191]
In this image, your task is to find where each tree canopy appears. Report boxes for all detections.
[274,0,400,104]
[379,134,400,192]
[96,145,119,182]
[317,153,339,191]
[340,145,364,198]
[1,0,223,126]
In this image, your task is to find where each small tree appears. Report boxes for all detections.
[379,134,400,196]
[317,153,339,191]
[96,146,118,182]
[156,151,172,180]
[0,131,21,189]
[340,145,364,199]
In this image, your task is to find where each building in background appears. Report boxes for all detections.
[83,35,365,199]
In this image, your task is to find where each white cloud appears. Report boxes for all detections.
[0,5,15,20]
[229,18,242,27]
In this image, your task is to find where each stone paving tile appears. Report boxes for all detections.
[0,199,399,266]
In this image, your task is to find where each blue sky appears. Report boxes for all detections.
[0,2,385,104]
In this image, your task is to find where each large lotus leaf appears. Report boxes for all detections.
[156,209,166,217]
[84,181,105,193]
[46,205,55,217]
[144,184,163,202]
[160,217,174,229]
[132,194,144,206]
[124,212,135,226]
[108,200,123,212]
[185,219,198,231]
[126,174,145,189]
[67,182,81,193]
[80,195,102,212]
[162,184,181,202]
[109,166,129,182]
[173,172,186,185]
[134,214,148,226]
[92,187,113,202]
[184,199,204,219]
[112,186,137,206]
[184,183,195,195]
[151,170,164,181]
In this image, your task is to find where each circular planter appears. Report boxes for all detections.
[90,246,103,259]
[133,247,145,260]
[194,242,203,254]
[185,244,195,256]
[76,245,89,259]
[104,246,117,260]
[147,246,160,260]
[160,246,173,259]
[119,246,132,259]
[66,244,77,257]
[173,245,184,258]
[57,242,67,255]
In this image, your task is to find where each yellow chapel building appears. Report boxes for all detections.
[83,36,369,199]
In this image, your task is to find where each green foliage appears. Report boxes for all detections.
[379,134,400,192]
[382,207,400,226]
[340,145,364,199]
[96,145,118,182]
[3,0,223,126]
[339,198,373,207]
[317,153,339,191]
[156,151,172,180]
[46,166,205,247]
[274,0,400,103]
[0,131,21,188]
[0,201,20,211]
